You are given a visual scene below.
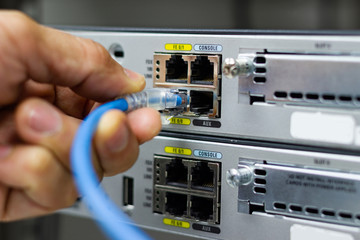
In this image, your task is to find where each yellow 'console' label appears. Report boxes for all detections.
[165,43,192,51]
[163,218,190,229]
[165,146,192,156]
[170,117,191,125]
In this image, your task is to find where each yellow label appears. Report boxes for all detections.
[165,146,192,156]
[163,218,190,228]
[165,43,192,51]
[170,117,191,125]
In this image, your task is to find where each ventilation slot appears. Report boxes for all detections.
[253,187,266,194]
[254,57,266,64]
[305,93,319,100]
[249,203,265,214]
[290,92,303,99]
[273,202,286,210]
[322,209,335,217]
[356,215,360,220]
[274,91,287,99]
[254,178,266,185]
[253,77,266,83]
[289,204,303,212]
[322,94,336,101]
[255,67,266,74]
[338,95,352,102]
[250,94,265,105]
[254,169,266,176]
[305,207,319,215]
[339,212,353,219]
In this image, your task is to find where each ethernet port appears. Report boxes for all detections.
[166,55,188,84]
[190,196,214,221]
[166,158,188,188]
[190,90,214,115]
[191,162,214,191]
[191,56,214,85]
[165,192,187,217]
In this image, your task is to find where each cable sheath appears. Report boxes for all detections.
[71,98,152,240]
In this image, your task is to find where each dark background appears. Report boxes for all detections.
[1,0,360,30]
[0,0,359,239]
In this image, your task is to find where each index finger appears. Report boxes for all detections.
[0,11,145,105]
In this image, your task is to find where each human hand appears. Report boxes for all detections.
[0,11,161,221]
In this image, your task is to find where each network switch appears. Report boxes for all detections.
[67,28,360,152]
[63,135,360,240]
[59,28,360,240]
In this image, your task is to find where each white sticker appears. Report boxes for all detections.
[290,112,355,144]
[354,126,360,146]
[194,44,222,52]
[194,150,222,159]
[291,224,354,240]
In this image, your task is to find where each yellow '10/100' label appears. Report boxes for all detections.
[165,43,192,51]
[165,146,192,156]
[163,218,190,229]
[170,117,191,125]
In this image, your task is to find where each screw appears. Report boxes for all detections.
[223,57,253,78]
[226,166,253,188]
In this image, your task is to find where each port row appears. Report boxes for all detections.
[153,53,221,88]
[153,155,221,224]
[153,53,221,118]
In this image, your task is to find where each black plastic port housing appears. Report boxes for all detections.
[166,158,188,188]
[190,196,214,221]
[191,162,214,191]
[191,56,214,85]
[122,176,134,206]
[190,90,214,115]
[153,156,221,224]
[166,192,187,217]
[166,55,188,83]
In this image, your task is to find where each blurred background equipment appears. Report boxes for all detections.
[1,1,360,240]
[2,0,360,30]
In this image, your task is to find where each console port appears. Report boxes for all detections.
[191,162,214,191]
[190,90,214,115]
[165,192,187,217]
[166,55,188,84]
[190,196,214,222]
[191,56,214,85]
[166,158,188,188]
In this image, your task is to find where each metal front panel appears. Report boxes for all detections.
[239,53,360,104]
[237,161,360,227]
[62,136,360,240]
[57,29,360,240]
[66,29,360,151]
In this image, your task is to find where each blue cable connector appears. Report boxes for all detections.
[71,89,186,240]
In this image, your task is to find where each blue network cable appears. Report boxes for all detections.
[71,89,186,240]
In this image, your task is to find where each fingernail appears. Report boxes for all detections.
[28,102,62,136]
[124,68,143,81]
[106,122,129,153]
[0,145,11,158]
